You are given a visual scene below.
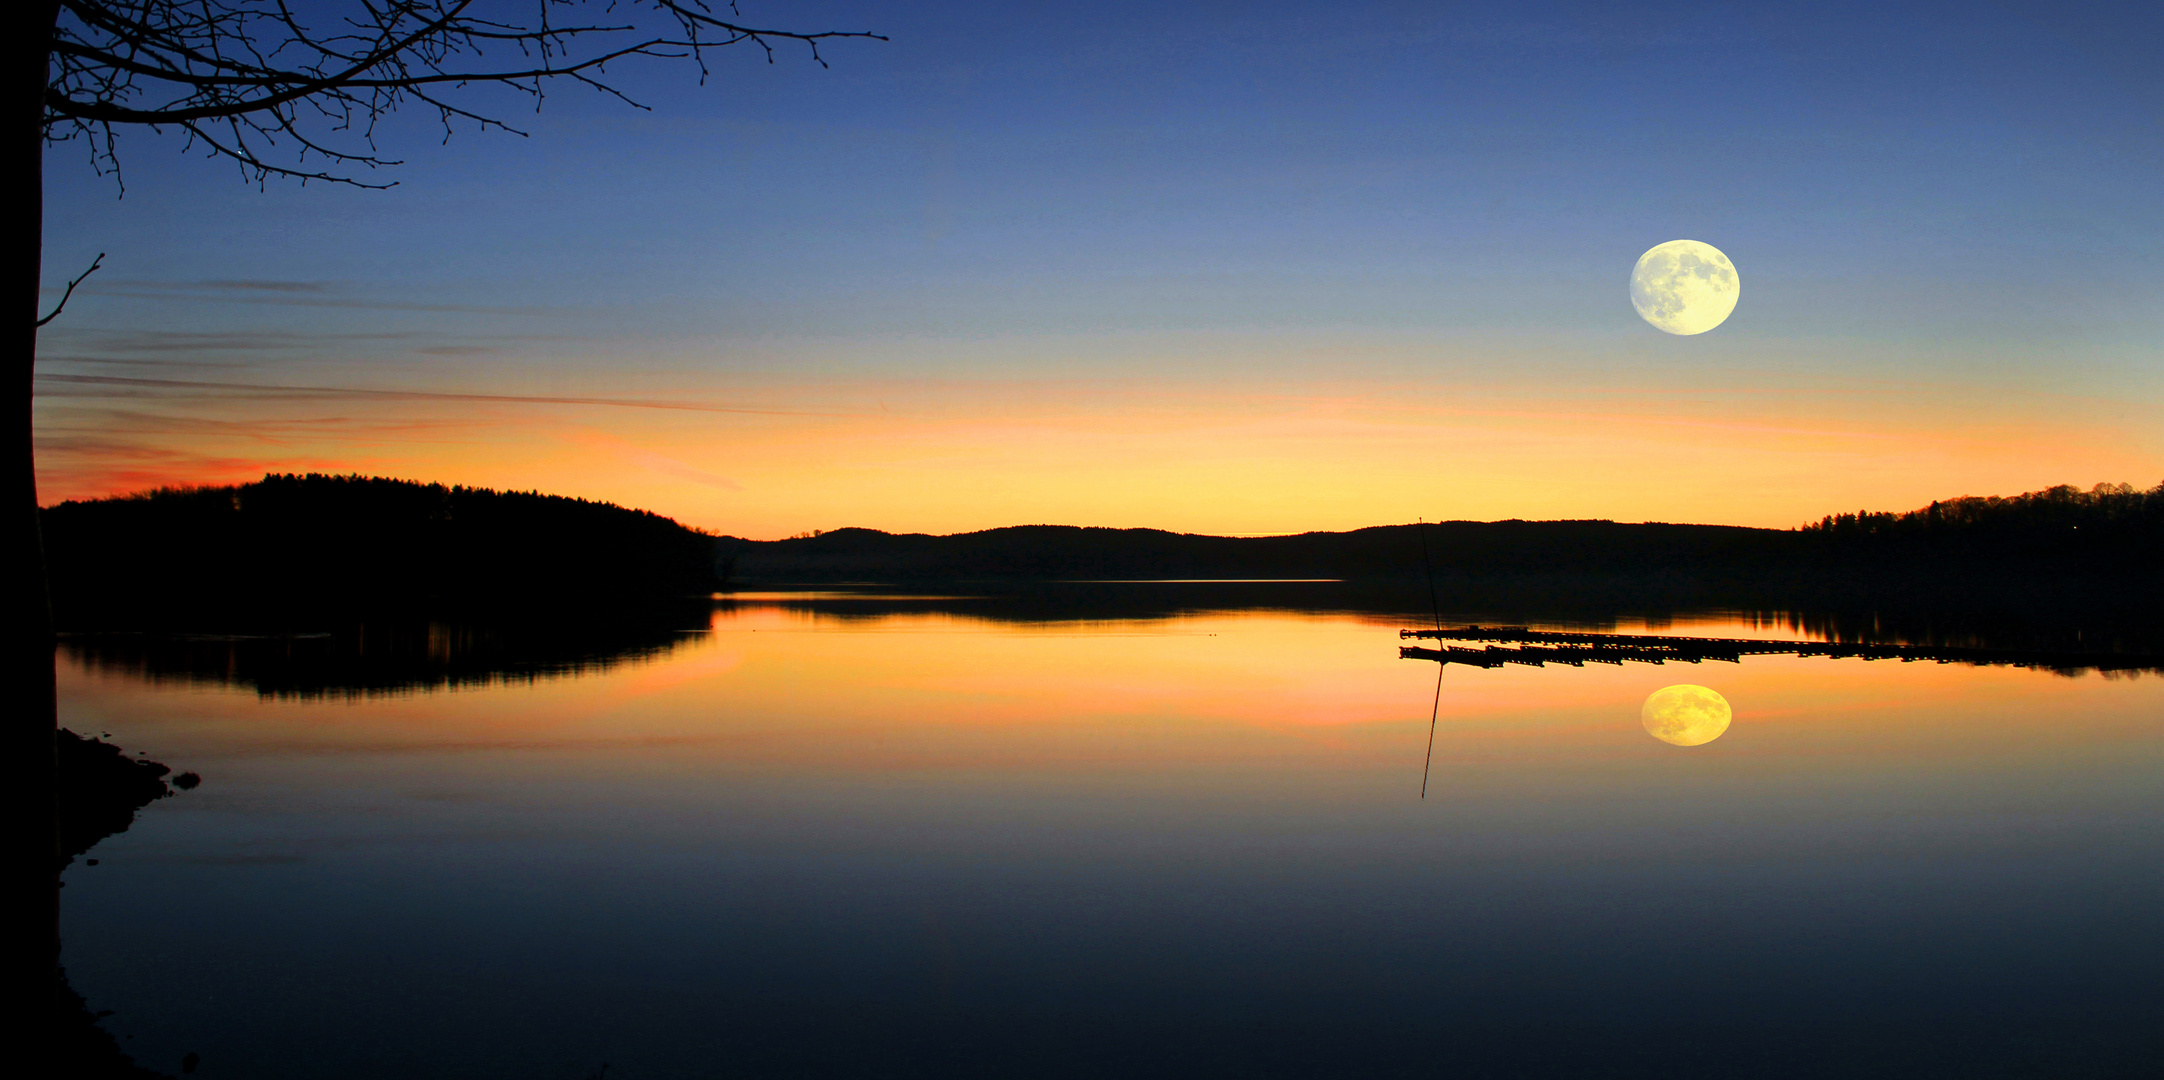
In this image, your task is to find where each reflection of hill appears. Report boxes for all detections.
[721,580,1807,630]
[61,606,709,699]
[724,581,1432,624]
[722,582,2164,662]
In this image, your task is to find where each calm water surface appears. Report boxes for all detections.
[59,597,2164,1078]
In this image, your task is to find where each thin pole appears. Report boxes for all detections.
[1416,518,1444,798]
[1416,518,1442,633]
[1420,662,1442,799]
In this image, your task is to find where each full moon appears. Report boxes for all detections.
[1630,240,1739,335]
[1641,684,1732,746]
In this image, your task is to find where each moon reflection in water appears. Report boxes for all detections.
[1641,684,1733,746]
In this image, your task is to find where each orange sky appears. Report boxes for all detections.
[32,360,2160,538]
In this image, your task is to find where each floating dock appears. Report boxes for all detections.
[1399,626,2164,675]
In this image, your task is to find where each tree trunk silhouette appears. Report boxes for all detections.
[12,0,64,1043]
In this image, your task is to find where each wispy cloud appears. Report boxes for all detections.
[34,354,259,369]
[37,326,577,368]
[191,280,333,293]
[36,374,851,416]
[63,278,543,315]
[40,330,393,355]
[39,407,489,444]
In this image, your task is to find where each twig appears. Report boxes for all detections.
[36,252,106,328]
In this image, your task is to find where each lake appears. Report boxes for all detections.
[57,590,2164,1078]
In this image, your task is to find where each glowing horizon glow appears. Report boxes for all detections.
[30,368,2161,539]
[1641,684,1732,746]
[1631,240,1740,336]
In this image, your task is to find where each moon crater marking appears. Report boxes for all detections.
[1631,240,1739,335]
[1641,684,1732,746]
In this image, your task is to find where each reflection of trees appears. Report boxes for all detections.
[61,608,708,699]
[720,582,2164,661]
[721,580,1777,628]
[1764,606,2164,659]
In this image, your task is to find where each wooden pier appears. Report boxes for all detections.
[1399,626,2164,675]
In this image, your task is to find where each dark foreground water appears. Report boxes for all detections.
[59,591,2164,1078]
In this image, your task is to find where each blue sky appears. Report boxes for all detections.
[36,0,2164,533]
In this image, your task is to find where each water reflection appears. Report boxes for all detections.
[724,581,2164,656]
[1640,684,1733,746]
[59,601,711,699]
[57,590,2164,1079]
[61,583,2164,700]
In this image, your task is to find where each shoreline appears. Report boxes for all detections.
[56,731,198,1079]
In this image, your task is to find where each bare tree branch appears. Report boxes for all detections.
[47,1,888,186]
[36,253,107,328]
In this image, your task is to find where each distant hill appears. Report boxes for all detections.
[42,474,719,630]
[716,481,2164,587]
[717,520,1788,585]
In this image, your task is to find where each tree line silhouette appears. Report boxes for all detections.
[42,476,2161,636]
[1802,481,2163,564]
[716,481,2164,588]
[42,474,721,631]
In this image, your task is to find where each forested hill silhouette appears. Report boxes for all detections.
[718,481,2164,587]
[720,521,1783,583]
[1802,482,2163,564]
[43,474,718,630]
[43,476,2161,630]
